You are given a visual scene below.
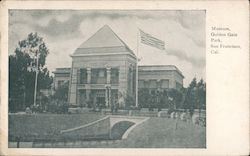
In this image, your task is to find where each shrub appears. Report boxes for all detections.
[47,99,68,114]
[125,94,135,110]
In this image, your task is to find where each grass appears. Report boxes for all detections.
[9,114,206,148]
[97,118,206,148]
[9,113,105,141]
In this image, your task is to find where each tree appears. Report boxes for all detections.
[183,78,197,116]
[9,33,53,112]
[156,90,164,111]
[49,81,69,113]
[138,89,150,108]
[9,55,25,111]
[197,79,206,111]
[168,88,183,110]
[161,90,170,109]
[183,77,206,116]
[53,81,69,101]
[125,94,135,110]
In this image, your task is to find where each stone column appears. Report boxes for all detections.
[86,68,91,106]
[129,67,133,95]
[77,90,80,106]
[105,85,111,107]
[87,68,91,84]
[108,88,111,108]
[106,67,111,84]
[69,68,78,106]
[77,68,80,84]
[118,65,127,108]
[105,86,108,107]
[86,89,91,101]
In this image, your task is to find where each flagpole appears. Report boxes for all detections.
[33,52,39,108]
[135,29,139,108]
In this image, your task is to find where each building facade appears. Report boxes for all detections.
[53,25,184,109]
[138,65,184,94]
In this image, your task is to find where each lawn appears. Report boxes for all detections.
[9,114,206,148]
[9,113,105,141]
[97,118,206,148]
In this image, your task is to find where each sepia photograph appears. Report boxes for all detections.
[7,9,206,148]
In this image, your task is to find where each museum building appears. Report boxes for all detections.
[53,25,184,108]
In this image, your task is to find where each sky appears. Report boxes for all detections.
[9,10,205,87]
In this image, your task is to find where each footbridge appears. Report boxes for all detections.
[60,115,149,140]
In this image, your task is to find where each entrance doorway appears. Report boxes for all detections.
[78,90,86,107]
[96,97,105,108]
[91,89,105,110]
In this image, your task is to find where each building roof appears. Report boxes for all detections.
[138,65,184,78]
[52,68,71,74]
[72,25,135,57]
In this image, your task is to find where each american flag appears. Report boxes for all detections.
[139,29,165,50]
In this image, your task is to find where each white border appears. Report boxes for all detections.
[1,1,249,156]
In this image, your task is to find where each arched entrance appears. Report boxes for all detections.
[110,121,135,140]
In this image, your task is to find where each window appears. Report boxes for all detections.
[99,70,105,77]
[150,89,156,95]
[111,68,119,84]
[162,79,169,88]
[57,80,64,87]
[91,68,106,84]
[80,69,87,84]
[144,81,149,88]
[149,80,157,88]
[138,80,144,88]
[157,80,162,88]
